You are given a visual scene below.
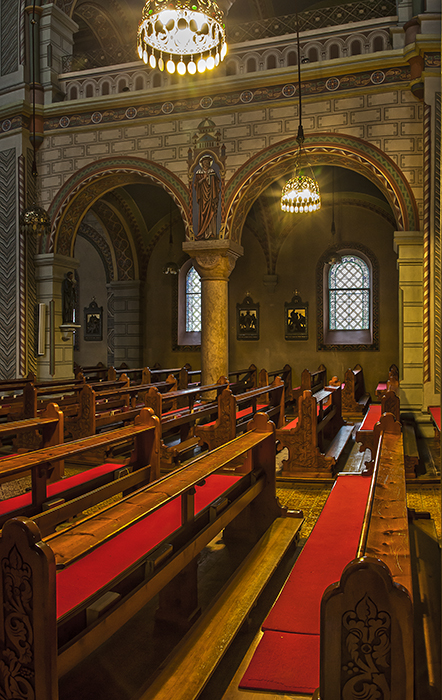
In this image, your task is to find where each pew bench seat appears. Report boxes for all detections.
[357,403,419,477]
[239,473,372,695]
[137,515,303,700]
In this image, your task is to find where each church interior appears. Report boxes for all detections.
[0,0,441,698]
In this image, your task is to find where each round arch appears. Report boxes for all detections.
[223,133,419,244]
[42,156,190,256]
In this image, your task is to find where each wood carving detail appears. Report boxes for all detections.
[0,546,35,700]
[277,391,334,476]
[342,593,391,699]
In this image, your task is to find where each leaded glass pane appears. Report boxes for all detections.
[186,266,201,332]
[329,255,370,330]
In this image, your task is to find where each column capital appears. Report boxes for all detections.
[182,239,243,280]
[393,230,423,254]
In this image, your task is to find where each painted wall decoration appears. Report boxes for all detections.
[237,294,259,340]
[285,291,308,340]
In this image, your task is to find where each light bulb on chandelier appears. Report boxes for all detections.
[137,0,227,76]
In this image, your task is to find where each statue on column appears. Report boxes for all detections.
[62,271,77,323]
[194,155,221,240]
[188,117,226,241]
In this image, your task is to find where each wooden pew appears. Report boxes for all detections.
[427,405,440,441]
[142,379,231,470]
[319,413,413,700]
[0,402,64,481]
[356,390,418,477]
[276,385,353,479]
[376,362,399,397]
[341,363,371,416]
[228,364,258,392]
[0,407,159,529]
[258,364,292,403]
[0,413,303,700]
[195,379,285,453]
[74,361,128,381]
[238,413,410,698]
[291,364,328,405]
[108,363,193,389]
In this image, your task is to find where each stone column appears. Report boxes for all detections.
[108,280,143,368]
[183,240,243,387]
[35,253,79,380]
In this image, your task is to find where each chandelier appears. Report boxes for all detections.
[280,13,321,214]
[137,0,227,75]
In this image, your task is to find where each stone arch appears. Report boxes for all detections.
[42,156,190,256]
[223,133,419,244]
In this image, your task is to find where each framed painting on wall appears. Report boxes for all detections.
[84,299,103,341]
[285,291,308,340]
[237,294,259,340]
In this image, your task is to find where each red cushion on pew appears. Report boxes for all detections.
[376,382,387,393]
[429,406,441,431]
[358,403,382,432]
[198,404,268,428]
[262,474,371,636]
[56,473,241,619]
[239,631,319,694]
[282,417,298,430]
[0,462,125,517]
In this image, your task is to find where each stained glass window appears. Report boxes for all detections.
[329,255,370,330]
[186,266,202,332]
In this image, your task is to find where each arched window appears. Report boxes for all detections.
[246,57,257,73]
[177,260,201,347]
[85,83,94,98]
[373,36,384,53]
[350,40,362,56]
[101,82,110,96]
[330,44,340,59]
[317,248,378,350]
[287,51,297,66]
[308,47,318,62]
[328,255,370,330]
[186,266,202,332]
[266,55,277,70]
[226,61,237,76]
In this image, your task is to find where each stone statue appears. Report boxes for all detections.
[62,271,77,323]
[194,155,220,240]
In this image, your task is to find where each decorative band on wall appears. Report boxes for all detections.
[224,133,419,244]
[0,148,17,379]
[435,94,441,395]
[423,103,431,384]
[43,157,190,257]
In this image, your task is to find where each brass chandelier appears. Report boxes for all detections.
[137,0,227,75]
[280,13,321,214]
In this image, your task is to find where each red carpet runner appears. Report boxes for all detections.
[239,473,371,694]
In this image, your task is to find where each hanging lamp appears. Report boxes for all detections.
[280,12,321,214]
[327,167,342,265]
[20,0,50,239]
[137,0,227,76]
